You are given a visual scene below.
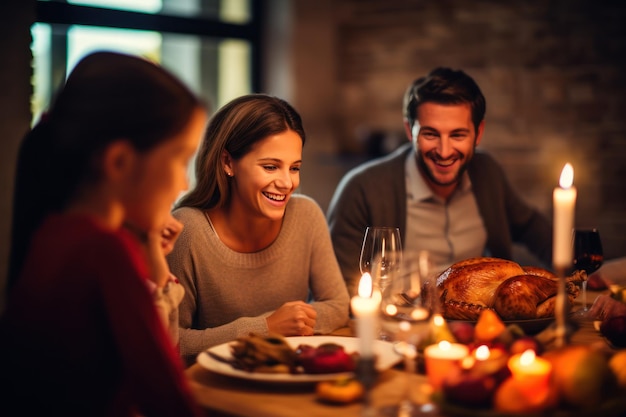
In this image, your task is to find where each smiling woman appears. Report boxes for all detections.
[167,94,351,366]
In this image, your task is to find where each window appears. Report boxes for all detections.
[32,0,263,189]
[32,0,262,123]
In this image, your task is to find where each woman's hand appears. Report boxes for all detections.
[266,301,317,336]
[145,215,183,287]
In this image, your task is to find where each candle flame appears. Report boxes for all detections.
[385,304,398,316]
[433,314,445,327]
[399,320,410,332]
[438,340,451,350]
[520,349,536,366]
[475,345,490,360]
[559,163,574,189]
[358,273,373,297]
[411,308,430,321]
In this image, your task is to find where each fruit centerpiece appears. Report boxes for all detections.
[429,310,626,416]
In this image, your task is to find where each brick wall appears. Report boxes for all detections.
[289,0,626,261]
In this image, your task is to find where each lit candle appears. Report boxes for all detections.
[424,340,469,390]
[470,344,509,378]
[350,273,380,358]
[553,163,577,269]
[474,345,491,361]
[507,349,552,398]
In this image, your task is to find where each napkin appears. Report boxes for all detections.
[589,294,626,321]
[588,294,626,347]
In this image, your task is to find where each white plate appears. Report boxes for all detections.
[196,335,402,383]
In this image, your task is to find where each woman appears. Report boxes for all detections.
[0,51,206,417]
[167,94,350,365]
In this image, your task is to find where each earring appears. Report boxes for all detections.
[226,171,233,177]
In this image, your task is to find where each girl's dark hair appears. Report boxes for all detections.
[8,51,203,289]
[403,67,486,134]
[176,94,305,210]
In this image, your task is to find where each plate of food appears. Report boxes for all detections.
[196,334,402,383]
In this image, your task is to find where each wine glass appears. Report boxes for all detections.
[359,227,403,294]
[573,228,604,314]
[377,252,435,417]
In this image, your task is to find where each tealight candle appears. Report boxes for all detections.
[470,344,509,379]
[507,349,552,398]
[474,345,491,361]
[350,273,380,358]
[553,163,577,269]
[424,341,469,390]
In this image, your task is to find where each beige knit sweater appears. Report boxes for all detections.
[167,195,351,365]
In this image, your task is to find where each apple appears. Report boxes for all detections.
[509,336,544,355]
[442,367,498,407]
[448,321,475,344]
[600,315,626,348]
[544,345,616,408]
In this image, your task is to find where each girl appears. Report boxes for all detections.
[0,51,206,417]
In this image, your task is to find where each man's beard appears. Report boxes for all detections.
[416,148,471,187]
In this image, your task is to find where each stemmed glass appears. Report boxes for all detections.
[573,228,604,314]
[377,252,435,417]
[359,227,403,294]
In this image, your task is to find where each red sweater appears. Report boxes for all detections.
[0,214,203,417]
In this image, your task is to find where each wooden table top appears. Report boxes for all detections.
[185,289,619,417]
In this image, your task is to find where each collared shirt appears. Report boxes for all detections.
[404,151,487,275]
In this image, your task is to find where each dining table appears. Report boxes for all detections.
[185,262,626,417]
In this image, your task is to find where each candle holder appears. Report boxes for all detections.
[356,356,377,390]
[356,356,377,417]
[554,266,570,348]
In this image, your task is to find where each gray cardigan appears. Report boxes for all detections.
[327,143,553,295]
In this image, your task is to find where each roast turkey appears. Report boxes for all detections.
[435,257,586,321]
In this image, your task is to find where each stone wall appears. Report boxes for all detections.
[289,0,626,261]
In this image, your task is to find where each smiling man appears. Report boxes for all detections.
[327,67,553,296]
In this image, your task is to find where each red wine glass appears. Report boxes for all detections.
[573,228,603,313]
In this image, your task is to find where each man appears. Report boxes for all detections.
[327,67,552,296]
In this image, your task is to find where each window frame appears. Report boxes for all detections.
[34,0,265,92]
